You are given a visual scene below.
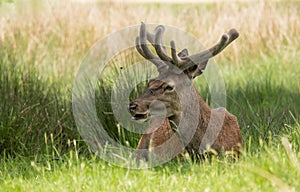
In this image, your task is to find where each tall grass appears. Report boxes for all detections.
[0,1,299,157]
[1,1,299,78]
[0,45,79,156]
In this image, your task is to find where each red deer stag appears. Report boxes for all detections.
[128,23,243,161]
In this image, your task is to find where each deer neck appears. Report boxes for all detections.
[168,85,211,129]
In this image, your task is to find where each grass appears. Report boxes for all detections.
[0,0,300,191]
[0,133,299,191]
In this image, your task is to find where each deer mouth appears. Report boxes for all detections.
[132,112,150,121]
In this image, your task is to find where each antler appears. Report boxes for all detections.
[170,28,239,72]
[135,23,169,72]
[136,22,239,76]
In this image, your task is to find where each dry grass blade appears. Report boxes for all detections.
[281,137,300,172]
[239,164,294,192]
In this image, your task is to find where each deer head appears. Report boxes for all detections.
[128,22,239,123]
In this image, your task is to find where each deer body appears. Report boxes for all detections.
[136,85,243,160]
[129,23,243,161]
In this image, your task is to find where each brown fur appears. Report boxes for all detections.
[136,118,183,161]
[131,23,243,161]
[136,88,243,160]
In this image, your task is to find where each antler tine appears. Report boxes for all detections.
[135,36,147,58]
[139,22,158,60]
[207,28,239,56]
[226,28,239,46]
[136,22,167,71]
[146,25,161,45]
[146,26,170,60]
[146,31,155,45]
[154,26,172,62]
[170,40,183,66]
[208,33,229,56]
[182,28,239,70]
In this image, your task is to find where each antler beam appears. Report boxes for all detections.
[177,29,239,71]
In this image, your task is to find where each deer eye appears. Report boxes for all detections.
[165,85,174,91]
[149,89,154,95]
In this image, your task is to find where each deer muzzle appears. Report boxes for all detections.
[128,101,150,121]
[128,99,168,122]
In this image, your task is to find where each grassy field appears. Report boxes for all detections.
[0,0,300,191]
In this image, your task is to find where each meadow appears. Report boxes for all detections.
[0,0,299,191]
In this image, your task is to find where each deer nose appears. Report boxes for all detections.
[128,103,138,113]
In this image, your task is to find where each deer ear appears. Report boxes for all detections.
[177,49,189,58]
[184,60,209,79]
[198,60,209,71]
[192,60,209,78]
